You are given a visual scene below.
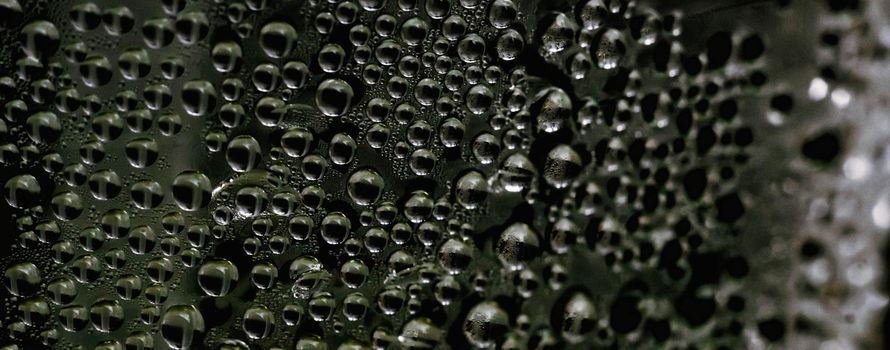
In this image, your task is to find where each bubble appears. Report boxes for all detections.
[315,12,335,34]
[58,304,89,331]
[399,318,443,348]
[102,6,135,35]
[438,238,474,273]
[226,135,263,172]
[338,259,369,288]
[171,171,211,211]
[457,34,486,63]
[438,118,465,147]
[146,257,175,283]
[413,78,441,106]
[243,305,276,339]
[91,112,125,141]
[157,57,184,80]
[145,283,170,303]
[406,120,432,147]
[160,305,205,349]
[343,292,370,321]
[212,41,243,73]
[363,64,384,84]
[398,55,421,77]
[126,331,154,350]
[387,76,410,98]
[497,222,540,270]
[283,61,310,89]
[301,185,326,209]
[255,96,285,125]
[116,90,140,111]
[548,217,580,254]
[465,84,493,115]
[207,129,228,150]
[5,175,41,209]
[374,14,397,36]
[46,277,76,305]
[367,123,391,149]
[316,78,355,117]
[118,47,151,80]
[54,87,81,113]
[245,0,268,11]
[0,1,818,348]
[142,18,175,48]
[330,133,357,165]
[260,22,297,58]
[309,291,337,321]
[579,0,607,29]
[568,51,593,79]
[89,299,125,332]
[375,39,402,66]
[454,170,489,209]
[336,1,359,24]
[51,191,83,221]
[20,20,60,59]
[543,144,582,188]
[359,0,386,11]
[417,221,443,246]
[463,301,509,348]
[400,17,429,46]
[594,28,625,70]
[251,262,279,288]
[292,259,332,297]
[25,111,61,144]
[540,13,577,54]
[181,80,218,117]
[158,113,183,136]
[283,304,304,326]
[400,194,432,226]
[0,0,22,28]
[219,103,246,129]
[318,44,346,73]
[235,186,268,217]
[88,169,122,200]
[409,148,437,176]
[562,292,596,343]
[175,11,209,45]
[532,87,572,133]
[488,0,517,28]
[496,29,524,61]
[271,190,300,216]
[347,169,385,205]
[197,259,239,297]
[321,212,352,245]
[363,227,389,253]
[115,274,142,300]
[4,262,40,297]
[128,225,157,254]
[163,0,187,15]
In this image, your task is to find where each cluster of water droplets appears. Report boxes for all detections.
[0,0,856,348]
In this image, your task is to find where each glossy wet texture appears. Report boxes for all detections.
[0,0,888,349]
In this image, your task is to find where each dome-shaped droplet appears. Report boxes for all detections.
[496,222,540,270]
[316,78,354,117]
[171,171,211,211]
[347,169,385,206]
[463,301,509,348]
[197,259,239,297]
[454,170,488,209]
[259,21,297,58]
